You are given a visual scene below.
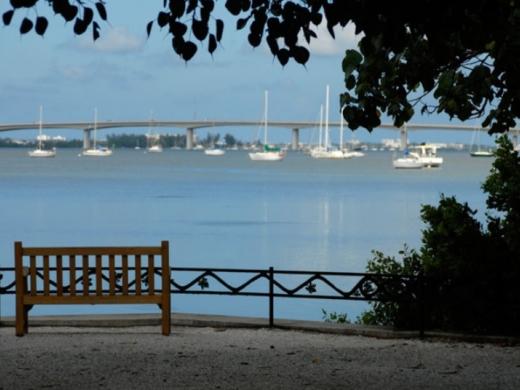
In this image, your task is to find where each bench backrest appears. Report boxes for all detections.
[15,241,170,301]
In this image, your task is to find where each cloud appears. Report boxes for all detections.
[299,21,363,56]
[77,27,145,53]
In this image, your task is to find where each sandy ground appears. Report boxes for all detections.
[1,326,520,389]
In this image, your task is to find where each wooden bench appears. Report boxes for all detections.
[15,240,171,336]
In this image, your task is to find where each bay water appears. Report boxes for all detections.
[0,148,493,321]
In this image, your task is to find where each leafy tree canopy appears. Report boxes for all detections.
[3,1,520,133]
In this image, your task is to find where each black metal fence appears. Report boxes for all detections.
[0,266,422,333]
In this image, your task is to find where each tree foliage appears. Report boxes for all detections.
[363,136,520,334]
[3,1,520,133]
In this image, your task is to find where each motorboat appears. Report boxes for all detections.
[28,106,56,158]
[204,148,225,156]
[393,151,423,169]
[82,147,113,157]
[410,144,443,167]
[249,91,285,161]
[310,148,347,159]
[82,108,112,157]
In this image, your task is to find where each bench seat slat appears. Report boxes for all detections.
[56,255,63,296]
[30,256,37,296]
[43,256,50,296]
[69,255,76,296]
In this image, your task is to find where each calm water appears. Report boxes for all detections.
[0,148,493,320]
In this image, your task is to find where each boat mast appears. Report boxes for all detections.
[339,106,344,151]
[38,105,43,150]
[318,105,323,149]
[93,108,98,149]
[325,84,329,150]
[264,90,268,146]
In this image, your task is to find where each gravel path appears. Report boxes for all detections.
[1,326,519,389]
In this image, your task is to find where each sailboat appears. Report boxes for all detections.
[146,115,163,153]
[82,108,112,157]
[340,106,364,158]
[28,106,56,158]
[248,91,285,161]
[146,134,163,153]
[310,85,347,159]
[470,126,493,157]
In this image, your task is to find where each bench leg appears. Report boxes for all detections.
[15,304,25,337]
[159,302,171,336]
[23,306,30,334]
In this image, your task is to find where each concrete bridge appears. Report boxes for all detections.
[0,119,518,150]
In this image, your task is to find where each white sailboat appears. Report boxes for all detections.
[146,116,163,153]
[470,126,493,157]
[82,108,112,157]
[310,85,350,159]
[28,106,56,158]
[146,136,163,153]
[204,147,225,156]
[249,91,285,161]
[340,107,364,158]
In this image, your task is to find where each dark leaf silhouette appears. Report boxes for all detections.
[201,0,215,12]
[83,7,94,26]
[92,21,100,41]
[171,36,185,55]
[73,18,88,35]
[248,32,261,47]
[292,46,309,65]
[236,17,248,30]
[157,11,169,28]
[2,10,14,26]
[225,0,242,16]
[95,2,107,21]
[187,0,197,13]
[19,17,33,34]
[61,5,79,22]
[11,0,37,7]
[215,19,224,41]
[170,21,187,37]
[146,21,153,37]
[169,0,185,18]
[182,40,198,61]
[192,19,209,41]
[266,35,279,55]
[277,48,289,66]
[208,33,217,54]
[35,16,48,36]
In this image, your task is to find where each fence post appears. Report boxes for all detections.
[419,272,425,338]
[269,267,274,328]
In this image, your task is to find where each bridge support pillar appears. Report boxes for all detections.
[291,128,300,150]
[186,128,194,150]
[400,125,408,151]
[83,129,92,150]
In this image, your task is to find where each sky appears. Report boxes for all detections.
[0,0,496,145]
